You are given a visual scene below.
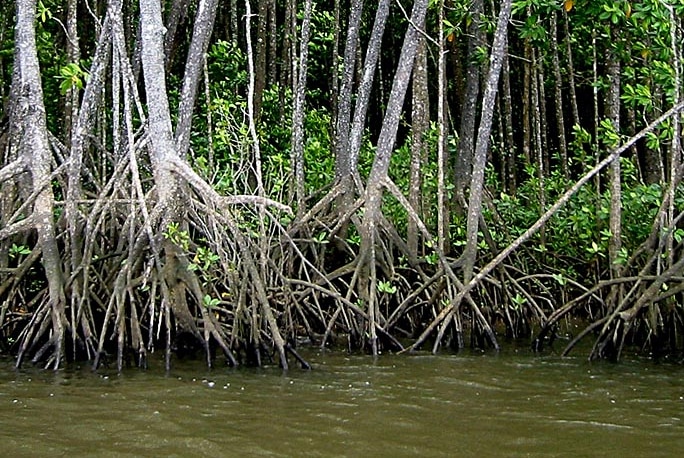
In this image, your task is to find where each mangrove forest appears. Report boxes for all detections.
[1,0,684,371]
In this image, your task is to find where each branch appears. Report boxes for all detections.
[0,158,27,182]
[167,157,292,214]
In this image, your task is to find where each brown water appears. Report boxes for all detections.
[1,349,683,457]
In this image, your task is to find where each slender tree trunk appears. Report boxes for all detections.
[521,37,532,166]
[12,0,66,369]
[436,0,449,253]
[164,0,192,69]
[592,30,600,195]
[408,34,428,258]
[360,0,429,355]
[65,6,114,362]
[536,49,549,174]
[550,11,568,180]
[174,0,219,158]
[665,3,681,268]
[254,0,268,120]
[290,0,312,213]
[267,0,277,84]
[462,0,512,282]
[330,0,341,126]
[502,53,516,194]
[334,0,364,181]
[280,0,295,91]
[348,0,391,170]
[531,47,546,248]
[606,29,622,282]
[562,8,579,128]
[332,0,364,247]
[64,0,80,143]
[231,0,239,44]
[453,0,484,212]
[0,2,9,102]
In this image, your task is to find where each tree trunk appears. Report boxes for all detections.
[290,0,312,213]
[64,0,80,143]
[605,28,622,282]
[462,0,512,282]
[267,0,277,84]
[436,0,449,253]
[348,0,391,170]
[359,0,429,355]
[562,8,579,128]
[550,11,568,180]
[334,0,364,181]
[408,34,428,259]
[531,47,546,249]
[164,0,192,69]
[254,0,268,120]
[453,0,484,213]
[12,0,66,369]
[501,53,516,194]
[174,0,219,158]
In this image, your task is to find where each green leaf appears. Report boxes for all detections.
[551,273,567,286]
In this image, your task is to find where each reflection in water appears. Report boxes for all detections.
[0,351,683,456]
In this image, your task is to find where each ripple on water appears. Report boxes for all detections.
[1,353,684,456]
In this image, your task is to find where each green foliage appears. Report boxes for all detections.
[188,246,220,273]
[313,231,328,244]
[163,222,190,251]
[598,118,620,148]
[510,293,527,311]
[208,40,247,91]
[377,280,397,295]
[36,0,53,23]
[303,108,334,193]
[598,1,630,24]
[8,244,31,259]
[305,5,336,106]
[56,62,88,94]
[488,149,675,278]
[202,294,220,310]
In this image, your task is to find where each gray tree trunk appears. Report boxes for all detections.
[550,11,568,179]
[12,0,66,369]
[254,0,268,120]
[462,0,512,282]
[348,0,391,169]
[174,0,219,158]
[290,0,313,213]
[453,0,484,212]
[164,0,193,68]
[408,35,428,258]
[359,0,429,355]
[605,28,622,281]
[334,0,364,181]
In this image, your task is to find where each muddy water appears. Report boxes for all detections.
[1,349,683,457]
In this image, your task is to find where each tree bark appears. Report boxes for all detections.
[462,0,512,282]
[550,11,568,180]
[605,27,622,281]
[334,0,364,181]
[453,0,484,212]
[174,0,219,158]
[164,0,193,69]
[348,0,391,169]
[408,34,428,258]
[253,0,268,120]
[12,0,66,369]
[359,0,429,355]
[290,0,312,213]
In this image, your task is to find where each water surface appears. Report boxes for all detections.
[1,349,682,456]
